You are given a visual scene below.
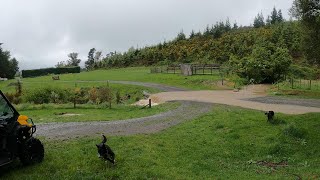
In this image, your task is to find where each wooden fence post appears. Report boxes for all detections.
[309,80,312,90]
[149,99,152,108]
[74,83,77,108]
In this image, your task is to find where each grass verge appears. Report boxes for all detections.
[16,102,179,123]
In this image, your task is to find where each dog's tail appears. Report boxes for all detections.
[102,135,107,144]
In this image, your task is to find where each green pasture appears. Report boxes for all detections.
[270,79,320,99]
[0,67,226,93]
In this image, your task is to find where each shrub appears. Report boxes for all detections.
[97,87,113,103]
[88,87,98,103]
[4,92,22,104]
[24,87,73,104]
[116,91,121,104]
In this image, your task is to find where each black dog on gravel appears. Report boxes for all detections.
[96,135,115,164]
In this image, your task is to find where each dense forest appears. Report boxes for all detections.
[80,1,319,83]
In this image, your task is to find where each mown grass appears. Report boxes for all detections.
[1,105,319,179]
[0,67,226,93]
[16,102,179,123]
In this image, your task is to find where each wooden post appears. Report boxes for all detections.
[310,80,312,90]
[300,79,302,88]
[74,83,77,108]
[149,99,152,108]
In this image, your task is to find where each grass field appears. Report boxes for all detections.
[15,102,179,123]
[1,105,319,179]
[270,79,320,99]
[0,67,227,93]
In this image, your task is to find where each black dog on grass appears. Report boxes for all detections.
[265,111,275,122]
[96,135,115,164]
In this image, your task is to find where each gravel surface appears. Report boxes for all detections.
[36,101,212,140]
[243,97,320,108]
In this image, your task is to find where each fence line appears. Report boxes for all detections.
[150,64,220,76]
[277,78,320,90]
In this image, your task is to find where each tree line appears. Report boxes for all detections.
[0,43,19,79]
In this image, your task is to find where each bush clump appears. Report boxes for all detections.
[24,87,73,104]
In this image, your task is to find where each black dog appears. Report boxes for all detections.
[265,111,275,122]
[96,135,115,164]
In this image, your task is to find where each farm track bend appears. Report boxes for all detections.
[35,81,320,139]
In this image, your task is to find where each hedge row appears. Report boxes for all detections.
[22,66,80,78]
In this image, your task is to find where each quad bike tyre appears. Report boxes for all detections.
[19,137,44,165]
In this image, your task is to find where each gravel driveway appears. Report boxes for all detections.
[37,101,212,139]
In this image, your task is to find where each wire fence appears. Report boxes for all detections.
[150,64,221,75]
[276,78,320,91]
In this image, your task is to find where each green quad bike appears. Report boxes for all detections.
[0,90,44,166]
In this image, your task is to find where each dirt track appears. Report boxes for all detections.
[35,82,320,139]
[151,88,320,115]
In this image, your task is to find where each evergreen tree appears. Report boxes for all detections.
[277,9,284,22]
[195,31,202,37]
[271,7,279,24]
[266,16,272,25]
[233,22,239,30]
[189,30,195,39]
[85,48,96,70]
[225,18,232,31]
[203,25,211,37]
[270,7,284,24]
[253,12,265,28]
[176,30,186,41]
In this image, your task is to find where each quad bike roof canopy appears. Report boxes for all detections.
[0,90,19,123]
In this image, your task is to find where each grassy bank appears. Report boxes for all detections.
[1,105,319,179]
[16,102,179,123]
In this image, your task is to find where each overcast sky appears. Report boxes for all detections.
[0,0,293,70]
